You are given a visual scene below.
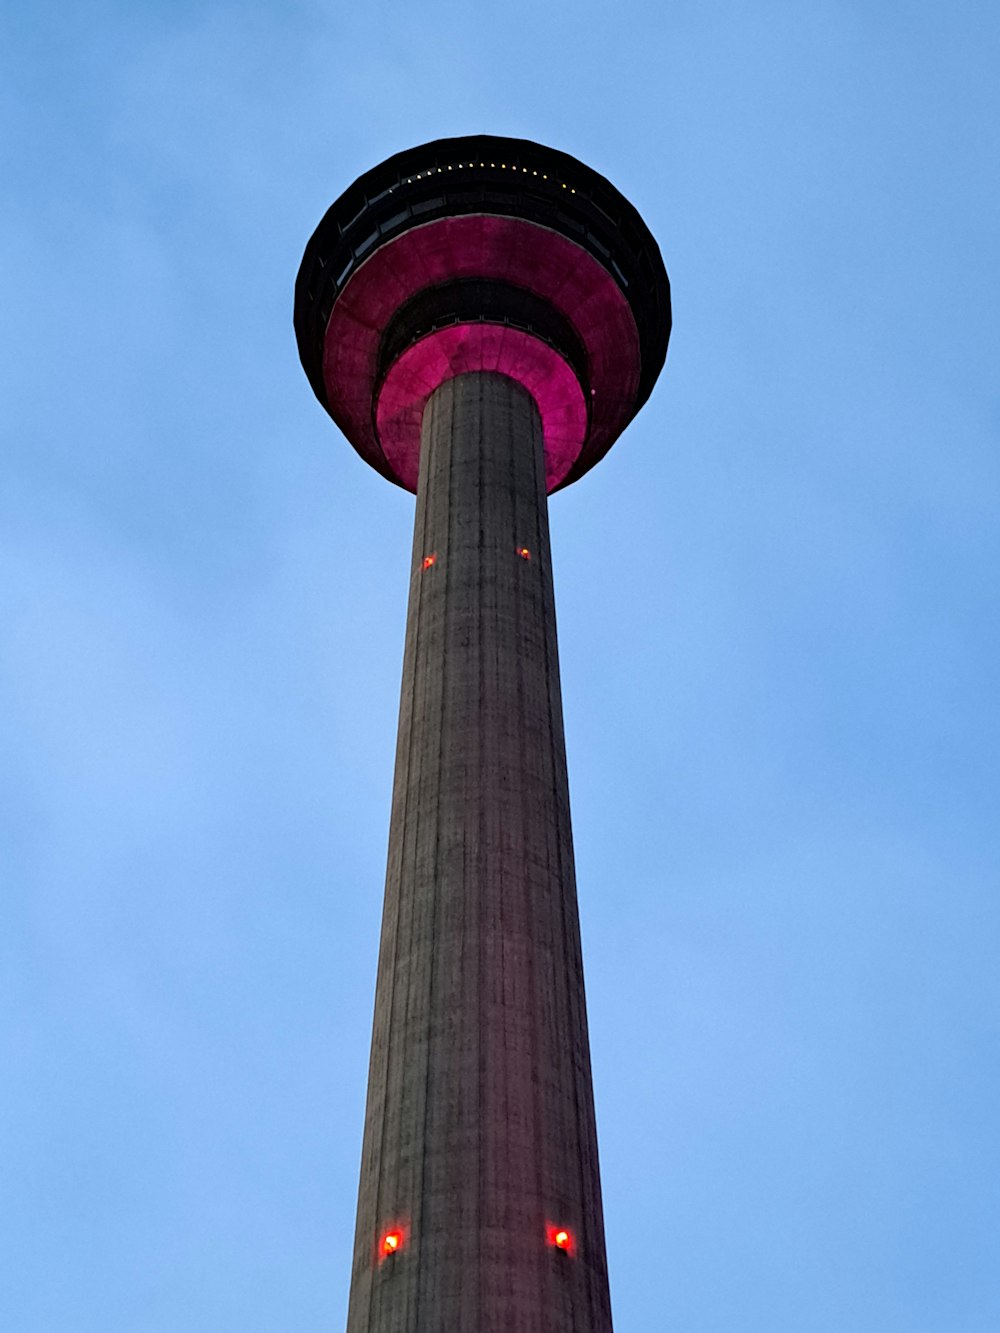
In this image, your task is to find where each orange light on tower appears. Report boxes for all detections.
[516,546,531,560]
[547,1224,573,1253]
[381,1229,403,1257]
[422,553,437,570]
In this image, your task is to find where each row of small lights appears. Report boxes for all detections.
[380,1225,571,1257]
[399,161,576,193]
[422,548,530,571]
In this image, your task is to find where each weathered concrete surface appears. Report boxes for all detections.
[346,372,612,1332]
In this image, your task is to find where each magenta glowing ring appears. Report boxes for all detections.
[375,323,588,492]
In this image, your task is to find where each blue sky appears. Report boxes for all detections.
[2,2,998,1329]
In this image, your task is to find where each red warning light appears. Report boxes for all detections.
[422,554,436,570]
[381,1229,402,1256]
[516,546,531,560]
[548,1225,573,1253]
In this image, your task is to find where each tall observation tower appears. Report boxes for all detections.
[294,134,670,1333]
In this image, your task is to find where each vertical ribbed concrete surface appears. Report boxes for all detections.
[346,372,612,1333]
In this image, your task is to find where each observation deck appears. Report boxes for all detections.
[294,134,671,493]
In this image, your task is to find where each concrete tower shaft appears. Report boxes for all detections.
[348,372,609,1331]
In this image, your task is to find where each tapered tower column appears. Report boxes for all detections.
[348,372,609,1331]
[294,134,671,1331]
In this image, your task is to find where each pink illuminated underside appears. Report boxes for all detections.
[376,324,587,491]
[322,214,640,493]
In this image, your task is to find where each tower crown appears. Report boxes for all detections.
[294,134,671,492]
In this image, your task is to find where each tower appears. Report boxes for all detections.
[294,135,670,1332]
